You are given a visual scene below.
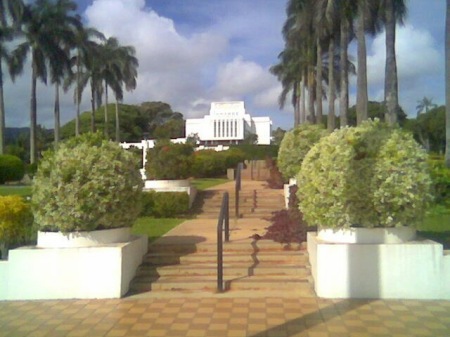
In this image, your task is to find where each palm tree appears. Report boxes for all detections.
[446,0,450,167]
[13,0,76,163]
[113,44,138,142]
[383,0,407,126]
[416,96,438,117]
[0,0,24,155]
[47,0,81,146]
[68,26,104,136]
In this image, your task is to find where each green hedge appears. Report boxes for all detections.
[141,191,189,217]
[145,141,194,180]
[230,144,279,160]
[0,155,25,184]
[428,156,450,207]
[191,148,246,178]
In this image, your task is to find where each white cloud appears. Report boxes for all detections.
[367,24,442,87]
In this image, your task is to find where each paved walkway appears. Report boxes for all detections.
[1,181,450,337]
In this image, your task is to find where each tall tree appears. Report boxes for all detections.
[69,26,104,137]
[47,0,81,146]
[13,0,76,163]
[416,96,438,117]
[446,0,450,167]
[355,2,369,125]
[0,0,24,155]
[383,0,406,126]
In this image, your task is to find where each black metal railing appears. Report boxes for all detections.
[217,192,229,292]
[235,163,243,219]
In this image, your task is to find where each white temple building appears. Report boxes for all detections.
[185,101,272,145]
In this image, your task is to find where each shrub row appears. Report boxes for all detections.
[428,156,450,207]
[141,191,189,217]
[145,142,246,179]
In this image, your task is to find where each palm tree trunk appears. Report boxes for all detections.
[115,99,120,142]
[30,62,37,164]
[294,82,300,126]
[446,0,450,167]
[384,0,399,126]
[54,84,60,146]
[340,17,349,127]
[104,81,108,138]
[90,80,96,133]
[327,36,336,132]
[307,67,315,124]
[75,60,81,137]
[316,40,323,125]
[0,61,5,155]
[300,73,306,124]
[356,8,368,125]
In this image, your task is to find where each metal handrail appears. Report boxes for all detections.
[217,192,229,292]
[235,163,242,219]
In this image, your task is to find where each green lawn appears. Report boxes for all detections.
[191,178,229,191]
[132,217,184,243]
[0,185,32,197]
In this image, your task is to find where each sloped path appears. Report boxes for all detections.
[128,180,315,298]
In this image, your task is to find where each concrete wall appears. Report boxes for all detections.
[307,232,450,300]
[0,235,147,300]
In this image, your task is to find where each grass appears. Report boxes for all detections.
[132,217,184,243]
[191,178,229,191]
[417,205,450,249]
[0,185,32,197]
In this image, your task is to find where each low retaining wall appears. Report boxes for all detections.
[0,235,148,300]
[307,232,450,299]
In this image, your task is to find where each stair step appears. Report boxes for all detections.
[136,264,310,277]
[130,276,314,293]
[143,252,309,265]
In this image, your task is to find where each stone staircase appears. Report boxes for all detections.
[127,181,315,297]
[195,183,285,219]
[129,240,315,297]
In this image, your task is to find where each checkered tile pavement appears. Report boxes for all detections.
[1,297,449,337]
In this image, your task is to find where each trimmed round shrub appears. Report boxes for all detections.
[32,139,143,233]
[0,195,33,245]
[297,119,432,229]
[0,155,25,184]
[277,124,327,180]
[145,141,194,180]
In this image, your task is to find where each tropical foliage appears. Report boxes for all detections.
[32,136,143,232]
[277,124,327,180]
[0,0,138,164]
[297,119,432,229]
[272,0,406,128]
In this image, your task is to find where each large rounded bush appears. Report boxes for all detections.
[0,155,25,184]
[297,119,432,228]
[32,139,143,233]
[145,141,194,180]
[277,124,327,180]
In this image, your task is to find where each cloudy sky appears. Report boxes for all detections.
[3,0,447,131]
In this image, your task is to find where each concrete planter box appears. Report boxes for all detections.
[37,227,131,248]
[317,227,416,244]
[144,179,190,189]
[0,228,147,300]
[283,178,297,209]
[144,179,197,208]
[307,227,450,299]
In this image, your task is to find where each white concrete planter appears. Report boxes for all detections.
[37,227,131,248]
[1,229,148,300]
[317,227,416,244]
[144,179,190,189]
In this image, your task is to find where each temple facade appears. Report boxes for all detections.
[185,101,272,145]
